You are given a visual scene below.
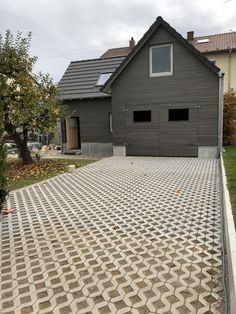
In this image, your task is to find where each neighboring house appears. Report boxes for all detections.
[187,31,236,93]
[100,37,135,58]
[58,17,223,158]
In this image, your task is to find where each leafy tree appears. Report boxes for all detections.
[0,116,8,211]
[0,30,64,164]
[223,92,236,146]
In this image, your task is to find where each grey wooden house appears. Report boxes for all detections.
[58,17,224,158]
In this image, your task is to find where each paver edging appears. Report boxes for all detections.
[220,153,236,313]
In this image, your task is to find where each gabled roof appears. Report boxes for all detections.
[58,56,125,100]
[100,46,132,58]
[190,32,236,54]
[102,16,221,93]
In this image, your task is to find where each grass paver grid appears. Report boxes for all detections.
[0,157,224,313]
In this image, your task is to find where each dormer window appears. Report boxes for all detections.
[149,44,173,77]
[96,72,113,86]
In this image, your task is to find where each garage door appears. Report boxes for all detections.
[125,103,198,157]
[160,105,198,157]
[125,104,160,156]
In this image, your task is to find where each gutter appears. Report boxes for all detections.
[218,71,224,155]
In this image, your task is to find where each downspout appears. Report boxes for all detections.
[218,71,224,156]
[228,49,232,92]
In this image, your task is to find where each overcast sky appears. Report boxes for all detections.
[0,0,235,82]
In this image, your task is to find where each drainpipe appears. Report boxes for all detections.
[218,71,224,155]
[228,49,232,92]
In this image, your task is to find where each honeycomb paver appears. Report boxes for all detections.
[0,157,224,313]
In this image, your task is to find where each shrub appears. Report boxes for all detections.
[223,92,236,146]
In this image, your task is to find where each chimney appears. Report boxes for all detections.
[129,37,135,49]
[187,31,194,41]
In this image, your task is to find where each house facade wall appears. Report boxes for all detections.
[205,51,236,93]
[62,97,113,155]
[111,25,220,157]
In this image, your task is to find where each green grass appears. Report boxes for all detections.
[7,158,97,191]
[223,146,236,226]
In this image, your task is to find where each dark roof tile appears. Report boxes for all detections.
[58,56,125,100]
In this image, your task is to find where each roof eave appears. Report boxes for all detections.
[203,48,236,54]
[61,93,111,101]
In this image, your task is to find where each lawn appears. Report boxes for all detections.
[223,146,236,226]
[7,158,97,191]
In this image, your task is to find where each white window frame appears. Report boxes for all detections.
[149,43,173,77]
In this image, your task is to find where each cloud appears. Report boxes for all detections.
[0,0,235,82]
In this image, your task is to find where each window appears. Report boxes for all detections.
[96,73,113,86]
[169,109,189,121]
[133,110,151,122]
[197,38,209,44]
[150,44,173,77]
[108,112,113,132]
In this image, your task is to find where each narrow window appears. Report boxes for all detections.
[150,44,173,77]
[169,109,189,121]
[133,110,151,122]
[108,112,113,132]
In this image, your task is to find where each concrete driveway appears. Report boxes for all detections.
[0,157,224,313]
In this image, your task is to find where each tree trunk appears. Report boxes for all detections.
[12,130,34,165]
[4,114,34,165]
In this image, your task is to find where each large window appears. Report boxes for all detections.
[150,44,173,77]
[168,109,189,121]
[133,110,151,122]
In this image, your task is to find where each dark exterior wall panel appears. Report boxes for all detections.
[64,98,112,143]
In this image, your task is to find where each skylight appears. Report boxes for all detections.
[96,73,113,86]
[197,38,209,44]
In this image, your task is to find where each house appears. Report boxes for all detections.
[58,17,224,158]
[187,31,236,93]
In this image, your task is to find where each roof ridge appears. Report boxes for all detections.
[193,31,236,39]
[71,55,125,64]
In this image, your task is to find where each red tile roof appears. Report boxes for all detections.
[100,46,132,58]
[190,32,236,53]
[101,32,236,59]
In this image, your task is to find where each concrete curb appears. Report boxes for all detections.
[220,154,236,313]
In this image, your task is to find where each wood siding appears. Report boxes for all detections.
[63,98,112,143]
[111,25,219,156]
[125,104,160,156]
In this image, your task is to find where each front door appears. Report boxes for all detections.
[66,117,81,150]
[125,104,160,156]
